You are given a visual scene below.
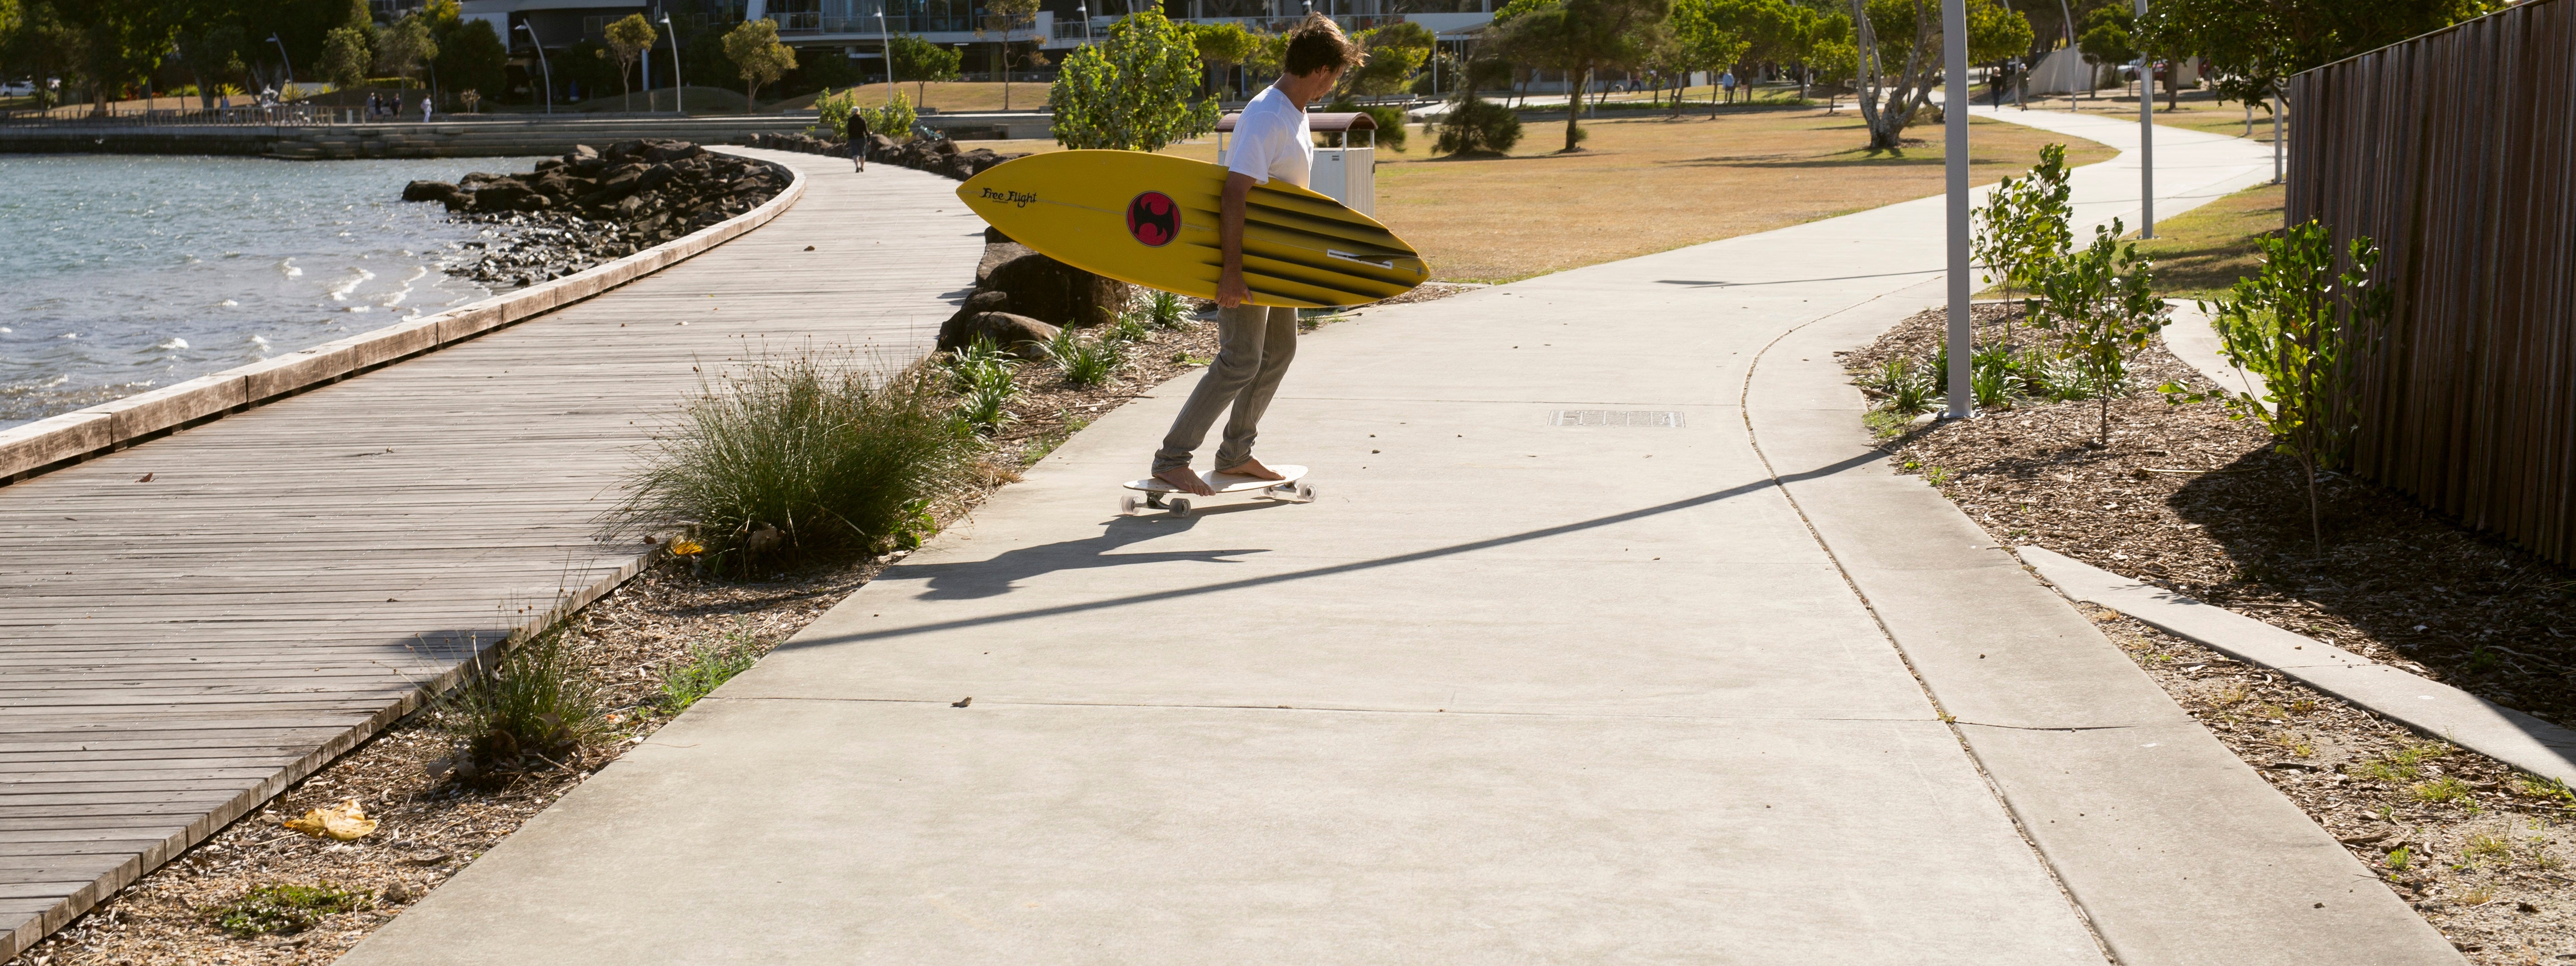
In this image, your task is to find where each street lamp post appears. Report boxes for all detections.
[877,9,892,107]
[661,14,683,114]
[1077,4,1091,46]
[265,34,294,89]
[518,22,554,114]
[2134,0,2153,238]
[1943,0,1972,420]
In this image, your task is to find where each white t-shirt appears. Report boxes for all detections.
[1226,85,1312,189]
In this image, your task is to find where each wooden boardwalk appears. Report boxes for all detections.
[0,148,985,955]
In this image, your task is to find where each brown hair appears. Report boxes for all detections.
[1282,13,1365,78]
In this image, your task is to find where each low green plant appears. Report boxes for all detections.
[614,350,982,568]
[1923,466,1956,486]
[2512,775,2576,802]
[855,91,918,141]
[445,632,604,772]
[2411,777,2475,804]
[1880,359,1938,416]
[957,379,1020,432]
[2160,222,2392,551]
[1046,327,1124,388]
[1142,289,1190,328]
[210,883,369,937]
[2027,218,2165,445]
[2385,846,2413,870]
[2013,347,2097,402]
[889,496,938,550]
[2463,833,2514,863]
[1429,94,1522,156]
[1971,346,2025,409]
[1105,312,1153,344]
[660,633,761,712]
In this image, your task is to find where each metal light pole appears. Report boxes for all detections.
[519,22,554,114]
[1944,0,1971,420]
[2271,89,2283,184]
[661,14,683,114]
[1077,4,1091,45]
[877,9,893,107]
[2134,0,2153,238]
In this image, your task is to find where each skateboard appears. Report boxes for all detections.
[1120,465,1314,518]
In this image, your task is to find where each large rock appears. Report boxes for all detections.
[981,250,1129,329]
[471,179,551,212]
[975,242,1033,287]
[938,311,1059,358]
[401,179,459,203]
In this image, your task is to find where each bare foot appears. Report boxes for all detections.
[1153,466,1214,496]
[1218,458,1285,481]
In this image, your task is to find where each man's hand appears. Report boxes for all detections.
[1216,270,1250,309]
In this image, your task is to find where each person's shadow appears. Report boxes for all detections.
[901,512,1273,601]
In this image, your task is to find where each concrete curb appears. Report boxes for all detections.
[2020,545,2576,785]
[0,148,806,483]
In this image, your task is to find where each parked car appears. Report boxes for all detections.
[0,79,35,97]
[2117,61,2171,84]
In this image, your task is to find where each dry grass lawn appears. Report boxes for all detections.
[2016,88,2287,145]
[2131,180,2287,300]
[985,105,2112,283]
[827,81,1051,114]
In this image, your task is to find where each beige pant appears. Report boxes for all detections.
[1153,304,1298,473]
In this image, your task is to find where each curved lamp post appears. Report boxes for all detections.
[660,13,683,114]
[877,9,892,107]
[265,34,294,88]
[517,21,554,114]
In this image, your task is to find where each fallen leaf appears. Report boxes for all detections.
[281,798,377,840]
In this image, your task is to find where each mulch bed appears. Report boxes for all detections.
[1844,306,2576,724]
[1845,306,2576,961]
[4,286,1466,966]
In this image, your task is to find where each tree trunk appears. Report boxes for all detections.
[1563,65,1589,151]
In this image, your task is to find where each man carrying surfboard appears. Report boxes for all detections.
[1150,13,1366,497]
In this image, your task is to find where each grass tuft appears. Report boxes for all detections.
[442,632,604,775]
[614,350,982,568]
[1045,327,1124,388]
[209,883,368,937]
[1141,289,1191,328]
[2409,776,2475,804]
[660,630,761,712]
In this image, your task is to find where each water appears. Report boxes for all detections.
[0,154,551,430]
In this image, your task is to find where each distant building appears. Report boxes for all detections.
[459,0,1494,90]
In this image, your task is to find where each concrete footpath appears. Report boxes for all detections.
[343,112,2461,964]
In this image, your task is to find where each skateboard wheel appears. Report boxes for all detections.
[1168,498,1192,518]
[1120,494,1140,516]
[1296,484,1315,502]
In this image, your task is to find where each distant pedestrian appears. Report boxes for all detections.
[1719,71,1736,104]
[1990,65,2009,107]
[420,96,432,121]
[847,109,871,172]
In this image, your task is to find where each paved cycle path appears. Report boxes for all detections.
[345,113,2462,964]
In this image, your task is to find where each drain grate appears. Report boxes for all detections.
[1548,410,1686,428]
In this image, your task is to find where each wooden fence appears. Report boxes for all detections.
[2287,0,2576,566]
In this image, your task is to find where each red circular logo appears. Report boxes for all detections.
[1126,191,1179,247]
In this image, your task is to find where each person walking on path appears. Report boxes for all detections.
[1719,70,1737,104]
[847,109,871,172]
[1149,13,1363,496]
[420,95,433,122]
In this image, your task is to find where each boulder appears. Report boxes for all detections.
[938,311,1058,357]
[401,179,459,203]
[866,133,896,160]
[571,144,600,160]
[472,179,551,212]
[975,242,1033,287]
[981,250,1129,329]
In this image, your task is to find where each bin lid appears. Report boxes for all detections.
[1215,111,1378,133]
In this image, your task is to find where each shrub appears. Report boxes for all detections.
[944,337,1022,432]
[1324,99,1409,152]
[1045,326,1124,388]
[1141,289,1190,328]
[2160,221,2391,551]
[210,883,369,937]
[2027,219,2165,445]
[1972,144,2075,307]
[615,350,981,565]
[856,91,918,141]
[1430,94,1521,156]
[1875,358,1938,415]
[1971,346,2025,409]
[444,632,603,774]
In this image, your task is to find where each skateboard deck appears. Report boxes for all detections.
[956,151,1428,308]
[1120,465,1312,517]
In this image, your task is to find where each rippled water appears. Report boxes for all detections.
[0,154,549,430]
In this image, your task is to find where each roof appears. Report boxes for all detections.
[1214,111,1378,133]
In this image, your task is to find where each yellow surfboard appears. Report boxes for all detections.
[955,150,1429,309]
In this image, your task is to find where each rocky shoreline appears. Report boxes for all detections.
[401,139,789,288]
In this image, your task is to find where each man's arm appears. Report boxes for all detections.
[1217,171,1255,309]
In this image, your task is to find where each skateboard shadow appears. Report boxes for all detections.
[899,514,1271,601]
